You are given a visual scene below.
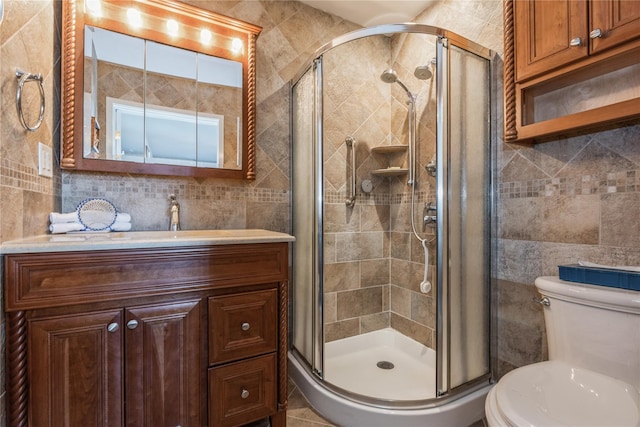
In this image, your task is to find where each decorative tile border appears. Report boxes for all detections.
[1,159,61,195]
[62,173,289,203]
[500,170,638,199]
[324,189,434,205]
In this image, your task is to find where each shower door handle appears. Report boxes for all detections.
[345,136,357,207]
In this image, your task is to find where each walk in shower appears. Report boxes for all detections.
[290,24,492,427]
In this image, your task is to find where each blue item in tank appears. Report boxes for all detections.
[558,264,640,291]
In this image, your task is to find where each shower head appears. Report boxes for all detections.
[380,69,398,84]
[380,68,413,100]
[414,65,432,80]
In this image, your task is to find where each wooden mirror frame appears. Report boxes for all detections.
[61,0,262,179]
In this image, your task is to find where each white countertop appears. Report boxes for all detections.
[0,229,295,254]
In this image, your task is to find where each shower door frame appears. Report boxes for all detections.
[290,23,493,407]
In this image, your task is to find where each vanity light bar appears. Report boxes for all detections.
[85,0,255,54]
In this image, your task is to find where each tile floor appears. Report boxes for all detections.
[286,379,336,426]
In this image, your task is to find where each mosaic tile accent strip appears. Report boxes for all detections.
[1,159,61,195]
[324,189,434,205]
[63,173,289,203]
[500,170,638,199]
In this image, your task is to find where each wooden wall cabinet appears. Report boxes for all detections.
[4,242,289,427]
[505,0,640,143]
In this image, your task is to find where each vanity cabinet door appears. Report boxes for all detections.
[124,299,203,427]
[29,310,124,427]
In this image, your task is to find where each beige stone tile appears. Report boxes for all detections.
[361,204,389,232]
[601,193,640,248]
[361,311,390,333]
[390,313,433,348]
[324,318,359,342]
[335,231,384,262]
[324,261,360,293]
[541,195,599,244]
[390,231,411,260]
[360,259,389,287]
[411,292,435,328]
[497,280,547,370]
[323,292,337,323]
[324,203,360,233]
[336,286,383,320]
[499,197,542,240]
[390,285,411,318]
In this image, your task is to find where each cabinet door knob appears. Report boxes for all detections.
[241,389,250,399]
[590,28,603,39]
[241,322,250,331]
[126,319,139,330]
[107,322,119,333]
[569,37,582,47]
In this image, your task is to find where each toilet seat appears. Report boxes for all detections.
[492,361,640,427]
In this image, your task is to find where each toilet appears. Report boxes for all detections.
[485,276,640,427]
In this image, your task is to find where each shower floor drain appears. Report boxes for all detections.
[376,360,395,370]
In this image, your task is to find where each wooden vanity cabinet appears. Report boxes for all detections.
[4,242,289,427]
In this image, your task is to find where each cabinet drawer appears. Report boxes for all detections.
[208,354,277,427]
[209,289,278,364]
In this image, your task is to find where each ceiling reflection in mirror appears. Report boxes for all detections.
[61,0,262,179]
[83,26,243,169]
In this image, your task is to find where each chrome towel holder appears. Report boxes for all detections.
[16,69,45,132]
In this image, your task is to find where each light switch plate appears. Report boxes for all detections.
[38,142,53,177]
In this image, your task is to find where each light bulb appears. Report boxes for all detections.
[231,38,243,54]
[127,8,142,28]
[200,29,212,45]
[86,0,102,17]
[166,19,179,36]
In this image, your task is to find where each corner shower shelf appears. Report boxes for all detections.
[370,145,408,154]
[371,167,408,177]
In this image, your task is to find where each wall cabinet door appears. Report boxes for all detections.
[125,300,203,427]
[515,0,588,81]
[29,310,124,427]
[590,0,640,53]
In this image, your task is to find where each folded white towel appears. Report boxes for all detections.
[49,222,85,234]
[110,221,132,232]
[578,261,640,273]
[49,212,78,223]
[49,212,132,224]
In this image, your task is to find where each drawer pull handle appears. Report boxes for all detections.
[241,322,250,331]
[107,322,119,333]
[590,28,603,39]
[127,320,139,330]
[241,389,250,399]
[569,37,581,47]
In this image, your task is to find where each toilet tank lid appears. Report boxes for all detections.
[535,276,640,314]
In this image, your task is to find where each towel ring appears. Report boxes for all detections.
[16,69,45,132]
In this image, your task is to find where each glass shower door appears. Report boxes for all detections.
[291,60,324,377]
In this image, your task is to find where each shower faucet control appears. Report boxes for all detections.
[423,202,437,230]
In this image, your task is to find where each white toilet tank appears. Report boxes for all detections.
[535,276,640,390]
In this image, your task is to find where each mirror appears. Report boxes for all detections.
[61,0,262,179]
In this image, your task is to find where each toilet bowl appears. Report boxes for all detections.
[486,276,640,427]
[486,361,640,426]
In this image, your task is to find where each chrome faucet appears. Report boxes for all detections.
[169,194,180,231]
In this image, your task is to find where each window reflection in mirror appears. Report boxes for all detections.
[83,26,242,170]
